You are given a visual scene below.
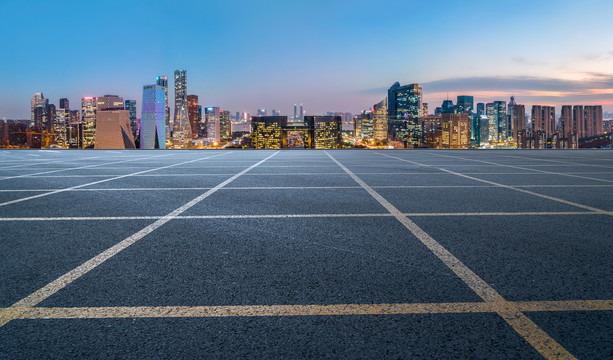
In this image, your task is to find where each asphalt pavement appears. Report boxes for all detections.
[0,149,612,359]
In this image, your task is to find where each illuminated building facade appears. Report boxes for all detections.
[220,110,231,142]
[81,97,97,148]
[187,95,199,139]
[156,76,170,137]
[372,98,388,143]
[511,104,526,141]
[141,84,166,149]
[440,113,470,149]
[251,116,341,149]
[205,107,221,144]
[173,70,186,127]
[94,95,135,149]
[387,82,422,147]
[31,93,48,127]
[306,116,342,149]
[355,110,373,139]
[251,116,285,149]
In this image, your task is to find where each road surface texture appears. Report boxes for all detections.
[0,149,612,359]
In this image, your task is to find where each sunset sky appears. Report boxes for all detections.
[1,0,612,118]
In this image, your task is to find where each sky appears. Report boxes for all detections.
[1,0,613,119]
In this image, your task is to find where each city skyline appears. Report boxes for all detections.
[2,0,613,119]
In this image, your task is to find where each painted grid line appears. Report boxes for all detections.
[376,152,612,217]
[0,152,234,207]
[0,211,599,222]
[429,152,613,184]
[325,151,577,360]
[0,151,280,328]
[2,299,612,320]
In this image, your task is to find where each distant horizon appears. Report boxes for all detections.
[2,0,612,118]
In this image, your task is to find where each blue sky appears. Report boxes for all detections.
[1,0,612,119]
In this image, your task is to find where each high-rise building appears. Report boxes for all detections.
[561,105,573,136]
[54,108,69,147]
[440,113,471,149]
[172,102,192,148]
[173,70,187,126]
[220,110,231,142]
[251,116,285,149]
[584,105,603,137]
[59,98,69,111]
[373,97,388,143]
[299,104,304,121]
[493,101,507,141]
[124,100,137,137]
[511,104,526,141]
[141,84,166,149]
[156,76,170,138]
[506,96,517,139]
[355,110,373,139]
[31,93,48,127]
[531,105,556,139]
[272,109,280,116]
[293,104,297,122]
[486,103,496,142]
[573,105,585,137]
[187,95,199,139]
[441,100,455,114]
[476,103,485,117]
[387,82,422,147]
[205,106,221,144]
[456,96,474,115]
[81,97,97,148]
[94,95,135,149]
[422,103,429,116]
[257,109,267,116]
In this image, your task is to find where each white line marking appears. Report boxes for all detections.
[430,153,613,184]
[325,151,577,360]
[376,153,612,216]
[0,153,232,207]
[0,153,174,181]
[0,211,598,222]
[0,151,280,327]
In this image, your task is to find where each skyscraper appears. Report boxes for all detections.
[187,95,199,139]
[511,104,526,141]
[493,101,507,141]
[373,97,388,143]
[173,70,187,126]
[561,105,573,136]
[293,104,297,122]
[124,100,137,137]
[81,97,97,148]
[220,110,231,142]
[156,76,170,138]
[31,93,48,127]
[507,96,517,139]
[59,98,69,111]
[387,82,422,147]
[141,84,166,149]
[531,105,556,139]
[299,104,303,121]
[584,105,603,137]
[456,96,474,115]
[573,105,585,137]
[205,106,221,144]
[257,109,267,116]
[94,95,135,149]
[172,102,192,148]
